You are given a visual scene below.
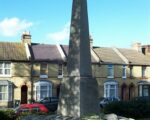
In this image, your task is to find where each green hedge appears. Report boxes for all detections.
[102,100,150,119]
[0,109,16,120]
[0,109,51,120]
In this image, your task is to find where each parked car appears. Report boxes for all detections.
[39,97,58,112]
[99,97,120,108]
[14,103,49,115]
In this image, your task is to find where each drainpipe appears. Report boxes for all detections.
[30,59,34,103]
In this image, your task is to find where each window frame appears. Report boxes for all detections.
[107,64,114,78]
[40,63,48,78]
[58,64,63,78]
[34,81,52,101]
[122,65,126,79]
[104,81,118,98]
[0,84,12,101]
[139,84,150,97]
[0,62,11,77]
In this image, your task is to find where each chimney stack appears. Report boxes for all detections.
[132,42,141,52]
[21,31,31,45]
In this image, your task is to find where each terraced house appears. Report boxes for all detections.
[0,33,31,107]
[0,33,150,108]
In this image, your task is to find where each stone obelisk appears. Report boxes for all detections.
[57,0,99,118]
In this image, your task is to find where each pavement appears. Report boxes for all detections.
[22,115,80,120]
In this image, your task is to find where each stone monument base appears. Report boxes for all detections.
[57,76,99,118]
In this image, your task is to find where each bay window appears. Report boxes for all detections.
[138,81,150,97]
[0,81,13,101]
[34,80,52,101]
[104,81,118,98]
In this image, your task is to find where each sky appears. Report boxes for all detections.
[0,0,150,48]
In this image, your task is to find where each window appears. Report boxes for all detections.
[0,85,8,100]
[104,81,118,98]
[143,86,149,96]
[40,86,48,99]
[142,66,146,78]
[40,63,48,78]
[130,65,133,78]
[0,83,12,101]
[107,65,114,78]
[58,64,63,78]
[122,65,126,78]
[34,80,52,101]
[139,84,150,97]
[0,62,11,76]
[40,63,47,75]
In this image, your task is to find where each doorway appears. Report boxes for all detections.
[21,85,28,104]
[121,83,128,101]
[129,83,135,100]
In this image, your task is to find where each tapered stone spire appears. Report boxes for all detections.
[57,0,99,118]
[67,0,92,77]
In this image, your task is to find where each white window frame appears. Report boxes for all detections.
[104,81,118,98]
[34,81,52,101]
[107,64,114,78]
[139,84,150,97]
[0,84,12,101]
[0,62,11,77]
[122,65,126,78]
[58,64,63,78]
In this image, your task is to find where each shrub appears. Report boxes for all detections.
[0,109,16,120]
[16,111,49,120]
[102,100,150,119]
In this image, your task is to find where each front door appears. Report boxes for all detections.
[121,84,128,101]
[21,85,28,104]
[129,84,135,100]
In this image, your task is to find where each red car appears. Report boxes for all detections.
[15,103,49,115]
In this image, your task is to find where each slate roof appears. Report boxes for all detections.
[1,41,150,66]
[0,42,27,61]
[31,44,63,61]
[93,47,125,64]
[118,48,150,65]
[61,45,98,63]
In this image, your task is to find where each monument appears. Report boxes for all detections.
[57,0,99,118]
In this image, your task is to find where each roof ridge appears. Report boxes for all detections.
[91,49,100,63]
[112,47,129,64]
[0,41,21,44]
[56,44,66,61]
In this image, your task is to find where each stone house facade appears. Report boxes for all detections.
[0,41,31,107]
[0,33,150,107]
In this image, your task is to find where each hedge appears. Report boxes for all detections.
[102,100,150,119]
[0,109,16,120]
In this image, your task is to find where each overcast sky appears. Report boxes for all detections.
[0,0,150,48]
